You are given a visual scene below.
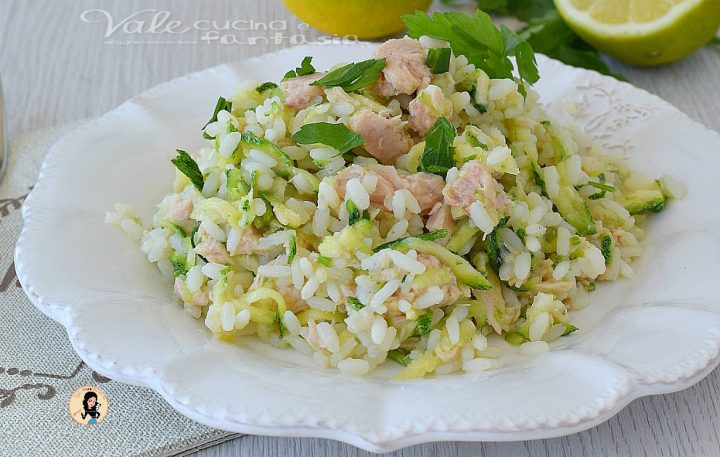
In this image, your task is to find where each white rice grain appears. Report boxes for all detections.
[234,309,251,330]
[446,315,460,345]
[221,302,235,332]
[513,252,532,282]
[346,178,370,210]
[282,311,301,336]
[371,316,388,345]
[414,286,445,309]
[370,279,401,309]
[338,358,370,376]
[316,322,340,353]
[519,340,549,356]
[469,201,495,234]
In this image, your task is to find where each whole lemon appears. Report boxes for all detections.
[554,0,720,66]
[283,0,433,40]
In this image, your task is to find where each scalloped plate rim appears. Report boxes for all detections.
[14,42,720,453]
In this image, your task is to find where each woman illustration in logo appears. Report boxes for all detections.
[80,391,101,425]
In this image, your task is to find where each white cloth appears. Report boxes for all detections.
[0,121,238,456]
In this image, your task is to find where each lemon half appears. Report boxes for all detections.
[283,0,432,40]
[554,0,720,65]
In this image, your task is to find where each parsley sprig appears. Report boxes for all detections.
[403,10,539,87]
[291,122,364,154]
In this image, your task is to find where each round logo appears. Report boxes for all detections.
[67,385,109,426]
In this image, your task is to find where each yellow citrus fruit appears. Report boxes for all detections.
[283,0,433,40]
[554,0,720,65]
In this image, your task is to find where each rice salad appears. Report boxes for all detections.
[107,17,678,379]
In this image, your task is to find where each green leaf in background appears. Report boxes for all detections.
[425,47,452,73]
[519,11,626,80]
[474,0,555,21]
[439,1,626,80]
[310,58,386,92]
[292,122,364,154]
[418,116,456,177]
[282,56,316,80]
[171,149,204,192]
[710,36,720,45]
[403,10,539,85]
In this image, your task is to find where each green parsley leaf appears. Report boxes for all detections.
[709,36,720,45]
[346,200,361,226]
[202,96,233,134]
[190,221,201,249]
[425,47,452,73]
[171,149,204,191]
[317,256,333,267]
[310,58,386,92]
[485,229,504,273]
[286,235,297,265]
[291,122,364,154]
[282,56,316,80]
[418,116,456,177]
[467,86,488,113]
[347,296,365,311]
[171,253,188,277]
[256,82,278,93]
[601,234,613,264]
[414,313,434,336]
[403,10,538,85]
[516,10,625,80]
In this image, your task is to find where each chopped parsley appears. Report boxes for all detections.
[310,58,386,92]
[282,56,316,80]
[418,116,456,178]
[291,122,364,154]
[425,47,452,73]
[202,96,233,138]
[287,235,297,265]
[414,313,434,336]
[347,296,365,311]
[601,234,613,264]
[256,81,278,93]
[403,10,539,87]
[171,149,204,191]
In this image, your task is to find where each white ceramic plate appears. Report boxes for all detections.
[15,43,720,452]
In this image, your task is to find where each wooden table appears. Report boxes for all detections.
[2,1,719,456]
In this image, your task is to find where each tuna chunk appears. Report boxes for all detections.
[277,283,308,313]
[443,159,509,214]
[416,253,464,307]
[333,164,404,207]
[194,232,231,264]
[333,164,441,217]
[426,202,455,233]
[281,73,325,111]
[228,227,260,255]
[373,38,431,97]
[349,110,413,164]
[169,197,193,222]
[408,85,447,136]
[400,173,444,216]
